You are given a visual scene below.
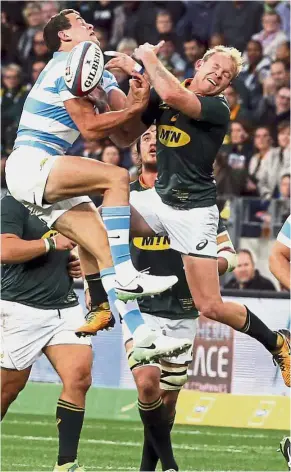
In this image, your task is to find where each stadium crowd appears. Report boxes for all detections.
[1,0,290,230]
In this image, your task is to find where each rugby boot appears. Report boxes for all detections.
[115,272,178,301]
[272,329,290,387]
[133,327,192,363]
[278,436,291,467]
[53,461,85,471]
[75,302,115,337]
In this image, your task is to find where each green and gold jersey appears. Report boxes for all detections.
[130,179,227,320]
[1,195,78,310]
[141,83,230,210]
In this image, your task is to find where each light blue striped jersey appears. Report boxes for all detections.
[277,215,291,248]
[14,51,119,156]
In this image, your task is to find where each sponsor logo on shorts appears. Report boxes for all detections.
[158,125,190,148]
[133,236,170,251]
[42,230,58,239]
[40,158,49,171]
[196,239,208,250]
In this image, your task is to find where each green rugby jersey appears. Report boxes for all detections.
[130,179,227,320]
[141,82,230,210]
[1,195,78,310]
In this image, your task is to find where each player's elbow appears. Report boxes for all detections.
[268,252,277,276]
[81,126,106,141]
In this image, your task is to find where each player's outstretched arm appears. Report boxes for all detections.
[64,76,149,141]
[269,241,290,290]
[133,44,203,119]
[1,234,76,264]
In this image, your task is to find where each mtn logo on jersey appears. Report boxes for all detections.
[42,229,58,239]
[133,236,170,251]
[158,125,190,148]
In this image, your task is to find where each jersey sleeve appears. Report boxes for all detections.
[277,215,291,248]
[141,88,162,127]
[197,95,230,125]
[101,70,120,94]
[56,76,79,102]
[1,196,26,238]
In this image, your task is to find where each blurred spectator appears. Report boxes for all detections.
[247,126,275,196]
[264,0,290,37]
[255,86,290,132]
[156,10,173,35]
[252,12,287,60]
[1,64,29,154]
[183,38,206,79]
[213,151,238,196]
[94,27,109,52]
[269,60,290,90]
[30,60,46,84]
[129,142,139,182]
[224,249,276,291]
[258,121,290,199]
[158,34,186,81]
[81,139,103,160]
[223,85,252,133]
[212,1,263,52]
[25,30,52,76]
[91,1,115,34]
[239,40,271,109]
[176,1,217,44]
[17,3,44,61]
[41,1,59,24]
[101,145,121,166]
[209,33,225,48]
[279,173,290,199]
[110,2,157,48]
[275,41,290,67]
[1,10,20,65]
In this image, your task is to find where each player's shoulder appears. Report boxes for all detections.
[101,70,119,92]
[277,215,291,248]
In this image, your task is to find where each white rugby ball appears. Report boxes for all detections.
[64,41,104,97]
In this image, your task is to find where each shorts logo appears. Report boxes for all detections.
[158,125,190,148]
[133,236,170,251]
[40,158,49,171]
[196,239,208,250]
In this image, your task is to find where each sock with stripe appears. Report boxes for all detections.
[240,306,279,352]
[140,412,176,471]
[56,399,85,466]
[101,267,145,335]
[101,206,138,286]
[85,273,107,308]
[138,398,178,471]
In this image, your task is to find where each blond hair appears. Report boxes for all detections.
[202,45,243,77]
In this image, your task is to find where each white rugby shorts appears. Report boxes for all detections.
[5,146,91,227]
[130,187,219,258]
[123,311,197,365]
[1,301,91,371]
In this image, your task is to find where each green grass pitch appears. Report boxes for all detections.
[1,413,288,471]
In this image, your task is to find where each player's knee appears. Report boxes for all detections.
[134,369,160,401]
[197,299,223,321]
[65,368,92,395]
[1,382,23,407]
[161,392,178,418]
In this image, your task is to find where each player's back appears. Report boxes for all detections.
[14,51,80,157]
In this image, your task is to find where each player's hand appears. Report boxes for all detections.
[129,72,150,108]
[67,254,82,278]
[54,234,76,251]
[105,53,137,76]
[85,288,92,311]
[133,41,165,62]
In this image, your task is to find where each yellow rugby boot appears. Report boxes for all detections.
[75,302,115,337]
[53,461,84,471]
[272,329,290,387]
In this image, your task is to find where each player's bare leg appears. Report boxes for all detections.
[44,344,92,470]
[183,255,290,387]
[1,367,31,420]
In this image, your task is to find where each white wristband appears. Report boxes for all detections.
[83,278,89,292]
[44,238,50,253]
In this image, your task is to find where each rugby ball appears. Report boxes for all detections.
[64,41,104,97]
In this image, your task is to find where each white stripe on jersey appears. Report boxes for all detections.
[14,51,120,156]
